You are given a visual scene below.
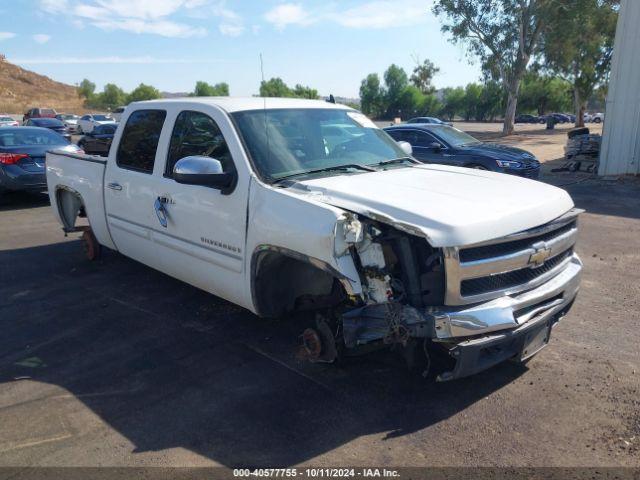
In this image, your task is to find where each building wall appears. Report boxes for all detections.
[599,0,640,176]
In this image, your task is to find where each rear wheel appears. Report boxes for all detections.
[81,229,101,261]
[594,117,602,123]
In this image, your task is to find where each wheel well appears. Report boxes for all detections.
[56,188,85,232]
[252,249,347,318]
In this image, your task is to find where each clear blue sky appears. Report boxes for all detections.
[1,0,481,98]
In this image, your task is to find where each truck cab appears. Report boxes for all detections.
[46,98,583,380]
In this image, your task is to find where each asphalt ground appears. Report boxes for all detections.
[0,161,638,468]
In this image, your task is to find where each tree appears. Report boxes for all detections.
[259,77,292,97]
[441,87,465,121]
[462,83,483,120]
[540,0,618,126]
[383,64,409,118]
[292,84,318,99]
[78,78,96,100]
[359,73,385,118]
[193,81,229,96]
[518,71,572,115]
[410,58,440,94]
[100,83,126,110]
[127,83,161,103]
[476,81,505,121]
[433,0,547,135]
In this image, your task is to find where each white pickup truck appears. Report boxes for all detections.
[46,98,582,380]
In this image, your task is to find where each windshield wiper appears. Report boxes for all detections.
[369,157,418,168]
[272,163,376,183]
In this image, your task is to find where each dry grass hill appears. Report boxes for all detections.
[0,55,86,114]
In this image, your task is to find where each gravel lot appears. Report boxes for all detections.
[0,127,638,468]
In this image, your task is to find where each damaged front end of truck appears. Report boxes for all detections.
[305,208,583,381]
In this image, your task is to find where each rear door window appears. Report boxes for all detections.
[116,110,166,173]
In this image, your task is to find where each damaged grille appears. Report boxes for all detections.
[443,209,581,305]
[460,248,573,296]
[459,220,577,262]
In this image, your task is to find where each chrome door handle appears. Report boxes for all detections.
[154,197,168,228]
[107,182,122,191]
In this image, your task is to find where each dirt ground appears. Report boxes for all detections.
[0,124,638,469]
[455,121,604,164]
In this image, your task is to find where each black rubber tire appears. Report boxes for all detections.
[594,117,602,123]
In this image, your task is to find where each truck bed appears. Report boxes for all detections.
[46,150,115,250]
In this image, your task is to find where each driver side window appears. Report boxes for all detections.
[166,110,234,178]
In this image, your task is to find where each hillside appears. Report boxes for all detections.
[0,56,86,114]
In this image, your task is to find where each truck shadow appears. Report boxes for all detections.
[0,241,526,466]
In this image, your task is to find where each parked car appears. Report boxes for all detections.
[583,113,593,123]
[77,123,117,156]
[56,114,81,133]
[552,113,571,123]
[0,127,81,194]
[0,115,19,127]
[77,114,115,134]
[592,112,604,123]
[564,113,576,123]
[24,118,71,141]
[111,106,126,122]
[23,108,57,123]
[515,114,539,124]
[406,116,452,126]
[46,97,582,381]
[384,123,540,179]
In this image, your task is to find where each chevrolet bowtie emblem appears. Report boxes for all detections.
[529,244,552,267]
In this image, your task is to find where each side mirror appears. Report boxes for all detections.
[428,141,443,150]
[397,141,413,156]
[173,155,235,191]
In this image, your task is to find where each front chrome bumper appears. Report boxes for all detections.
[342,254,582,380]
[431,253,582,339]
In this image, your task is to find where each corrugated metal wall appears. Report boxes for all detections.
[598,0,640,176]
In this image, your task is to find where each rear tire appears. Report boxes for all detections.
[594,117,602,123]
[82,230,101,261]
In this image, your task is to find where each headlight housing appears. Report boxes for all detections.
[495,159,523,169]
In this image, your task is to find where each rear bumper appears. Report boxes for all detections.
[0,165,47,192]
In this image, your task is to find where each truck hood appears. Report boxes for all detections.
[293,164,574,247]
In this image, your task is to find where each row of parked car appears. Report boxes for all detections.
[0,107,121,194]
[515,112,604,124]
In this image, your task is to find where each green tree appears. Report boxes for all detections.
[78,78,96,100]
[291,84,318,99]
[99,83,126,110]
[127,83,162,103]
[259,77,292,97]
[192,81,229,96]
[433,0,547,135]
[383,64,409,118]
[462,83,482,120]
[441,87,465,121]
[476,81,504,121]
[518,72,572,115]
[410,58,440,94]
[540,0,618,126]
[359,73,384,118]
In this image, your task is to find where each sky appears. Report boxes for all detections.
[0,0,482,98]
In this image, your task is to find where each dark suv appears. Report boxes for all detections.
[384,124,540,179]
[23,108,57,123]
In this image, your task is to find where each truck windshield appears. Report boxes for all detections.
[232,108,406,181]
